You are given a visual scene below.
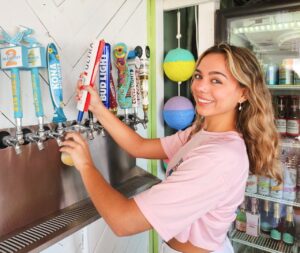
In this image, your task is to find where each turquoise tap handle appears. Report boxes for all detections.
[11,68,23,119]
[31,68,44,117]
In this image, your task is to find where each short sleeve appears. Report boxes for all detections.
[133,144,230,242]
[160,127,193,159]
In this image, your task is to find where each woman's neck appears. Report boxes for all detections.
[203,115,237,132]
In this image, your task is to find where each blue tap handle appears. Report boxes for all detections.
[11,68,23,119]
[31,68,44,117]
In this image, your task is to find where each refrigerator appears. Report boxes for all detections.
[215,1,300,253]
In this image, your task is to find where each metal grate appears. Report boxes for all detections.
[230,230,297,253]
[115,175,161,197]
[0,200,99,253]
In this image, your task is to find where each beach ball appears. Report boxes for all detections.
[163,48,196,82]
[163,96,195,130]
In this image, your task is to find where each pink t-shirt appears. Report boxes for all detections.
[134,127,249,251]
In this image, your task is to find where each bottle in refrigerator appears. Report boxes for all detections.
[270,202,283,241]
[236,200,247,232]
[297,161,300,202]
[275,95,287,136]
[287,96,300,137]
[283,156,297,202]
[282,205,295,245]
[260,200,273,234]
[294,207,300,243]
[246,197,260,237]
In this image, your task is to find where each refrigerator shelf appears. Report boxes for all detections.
[230,230,297,253]
[268,85,300,90]
[281,140,300,149]
[245,192,300,207]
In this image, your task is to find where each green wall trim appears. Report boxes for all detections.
[147,0,157,176]
[147,1,158,253]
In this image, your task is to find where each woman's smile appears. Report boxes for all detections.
[197,97,214,104]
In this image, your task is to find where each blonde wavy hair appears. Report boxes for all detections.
[189,43,282,184]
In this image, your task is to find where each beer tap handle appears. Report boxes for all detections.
[23,27,47,142]
[109,62,118,115]
[0,27,30,146]
[46,43,67,126]
[113,43,132,123]
[135,45,150,127]
[76,40,105,123]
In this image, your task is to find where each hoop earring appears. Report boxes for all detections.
[239,102,242,111]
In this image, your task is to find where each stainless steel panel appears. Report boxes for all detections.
[0,125,159,245]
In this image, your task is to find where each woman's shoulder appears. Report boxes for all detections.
[189,131,249,171]
[195,130,246,151]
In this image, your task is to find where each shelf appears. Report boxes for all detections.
[281,140,300,149]
[268,85,300,90]
[245,192,300,208]
[230,230,297,253]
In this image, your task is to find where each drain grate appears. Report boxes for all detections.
[230,230,296,253]
[115,175,161,197]
[0,200,99,253]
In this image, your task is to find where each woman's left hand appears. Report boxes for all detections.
[60,132,94,173]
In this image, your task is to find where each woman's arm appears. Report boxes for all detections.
[82,85,167,160]
[60,132,152,236]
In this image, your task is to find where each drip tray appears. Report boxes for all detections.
[0,200,98,253]
[0,174,161,253]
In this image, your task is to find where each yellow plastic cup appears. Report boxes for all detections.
[61,152,74,166]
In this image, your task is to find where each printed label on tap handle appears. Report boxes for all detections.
[99,43,111,109]
[77,40,105,117]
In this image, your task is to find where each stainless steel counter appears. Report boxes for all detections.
[0,127,161,253]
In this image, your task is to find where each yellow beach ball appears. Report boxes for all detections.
[163,48,196,82]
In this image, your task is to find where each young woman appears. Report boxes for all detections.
[60,43,282,253]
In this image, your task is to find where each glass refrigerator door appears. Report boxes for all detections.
[217,6,300,253]
[228,11,300,90]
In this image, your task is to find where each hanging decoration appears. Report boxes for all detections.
[163,96,194,130]
[163,48,195,83]
[162,9,195,130]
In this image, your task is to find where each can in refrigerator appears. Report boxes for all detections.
[294,70,300,84]
[270,178,283,199]
[293,58,300,84]
[246,174,258,194]
[265,63,278,85]
[279,59,294,85]
[258,176,270,196]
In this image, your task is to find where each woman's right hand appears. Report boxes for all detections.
[76,76,105,115]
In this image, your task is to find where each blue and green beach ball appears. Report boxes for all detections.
[163,48,196,82]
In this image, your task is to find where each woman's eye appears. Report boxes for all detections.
[211,79,222,84]
[194,73,202,79]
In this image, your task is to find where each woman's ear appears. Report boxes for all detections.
[239,88,248,103]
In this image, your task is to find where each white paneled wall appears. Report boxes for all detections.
[0,1,150,252]
[0,0,147,130]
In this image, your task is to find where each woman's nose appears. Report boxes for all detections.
[192,79,209,93]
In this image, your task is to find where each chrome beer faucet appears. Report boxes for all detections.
[2,134,22,154]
